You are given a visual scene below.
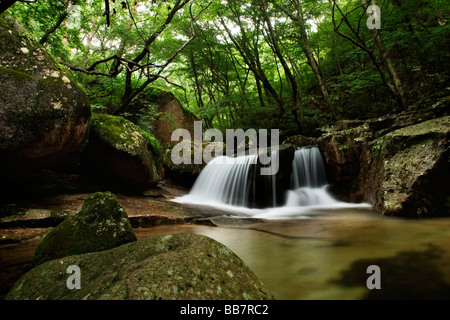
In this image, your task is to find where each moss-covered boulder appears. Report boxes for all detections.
[33,192,136,266]
[318,101,450,216]
[7,233,275,300]
[82,114,163,189]
[365,116,450,217]
[119,88,197,146]
[0,16,91,180]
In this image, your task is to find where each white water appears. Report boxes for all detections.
[184,155,258,207]
[174,147,371,219]
[291,147,328,188]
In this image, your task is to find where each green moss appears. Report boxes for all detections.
[344,129,354,136]
[8,233,274,300]
[33,192,136,266]
[0,65,34,81]
[91,114,162,162]
[143,131,163,165]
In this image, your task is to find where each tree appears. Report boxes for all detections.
[271,0,335,118]
[331,0,407,110]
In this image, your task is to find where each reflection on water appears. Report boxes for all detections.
[135,208,450,300]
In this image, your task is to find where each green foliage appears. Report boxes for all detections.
[5,0,449,136]
[372,140,382,156]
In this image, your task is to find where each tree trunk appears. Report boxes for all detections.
[296,6,334,118]
[261,0,302,132]
[372,28,407,109]
[362,0,406,110]
[273,0,334,118]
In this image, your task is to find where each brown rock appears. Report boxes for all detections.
[0,16,91,180]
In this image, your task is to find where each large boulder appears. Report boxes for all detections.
[0,16,91,180]
[318,124,369,202]
[154,91,197,146]
[82,114,163,189]
[318,100,450,216]
[33,192,136,266]
[364,116,450,217]
[119,87,196,146]
[7,233,274,300]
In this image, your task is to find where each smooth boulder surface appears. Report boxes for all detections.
[82,114,164,189]
[0,16,91,179]
[33,192,137,266]
[7,233,275,300]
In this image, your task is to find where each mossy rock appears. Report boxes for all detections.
[32,192,137,266]
[370,116,450,217]
[82,114,164,188]
[0,16,91,179]
[7,233,275,300]
[163,140,225,187]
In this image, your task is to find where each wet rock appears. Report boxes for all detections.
[283,135,317,147]
[365,116,450,217]
[129,214,185,228]
[318,126,366,184]
[318,101,450,216]
[163,141,226,187]
[7,233,275,300]
[248,144,296,208]
[82,114,164,189]
[33,192,136,266]
[0,16,91,180]
[0,209,67,229]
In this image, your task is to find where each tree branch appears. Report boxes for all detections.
[39,10,69,45]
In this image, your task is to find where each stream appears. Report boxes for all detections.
[134,206,450,300]
[2,192,450,300]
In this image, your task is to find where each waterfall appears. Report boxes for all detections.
[186,155,258,207]
[286,147,338,207]
[173,146,369,217]
[291,147,328,189]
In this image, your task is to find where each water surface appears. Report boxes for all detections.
[135,207,450,300]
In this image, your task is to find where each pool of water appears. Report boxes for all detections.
[135,207,450,300]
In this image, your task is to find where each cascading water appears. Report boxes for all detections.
[174,146,370,218]
[185,155,258,207]
[291,147,328,188]
[286,147,339,207]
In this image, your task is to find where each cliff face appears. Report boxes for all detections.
[318,98,450,217]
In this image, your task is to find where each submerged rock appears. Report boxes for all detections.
[0,16,91,180]
[82,114,164,189]
[7,233,275,300]
[33,192,136,266]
